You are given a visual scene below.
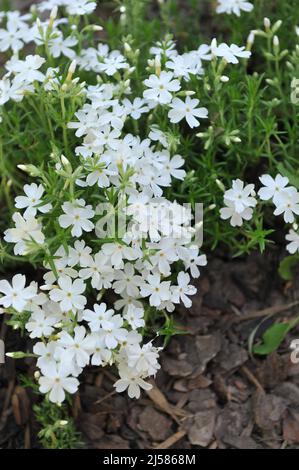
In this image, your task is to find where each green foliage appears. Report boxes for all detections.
[19,375,82,449]
[253,322,292,355]
[279,254,299,281]
[34,399,83,449]
[99,1,299,256]
[158,312,189,346]
[254,314,299,356]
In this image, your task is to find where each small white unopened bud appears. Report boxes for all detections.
[69,59,77,74]
[6,351,29,359]
[247,31,255,46]
[124,42,132,52]
[50,6,58,21]
[17,164,27,172]
[66,60,77,82]
[34,371,41,380]
[154,56,161,76]
[59,420,68,426]
[211,38,217,50]
[215,179,225,192]
[264,17,271,30]
[61,155,70,167]
[293,223,298,231]
[272,20,282,33]
[273,35,279,47]
[92,25,103,31]
[220,75,229,83]
[185,90,196,95]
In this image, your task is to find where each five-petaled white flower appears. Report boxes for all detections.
[15,183,52,218]
[258,174,289,205]
[59,199,95,237]
[224,179,256,213]
[273,187,299,223]
[168,96,208,128]
[49,276,87,312]
[140,274,171,307]
[6,54,45,82]
[286,229,299,254]
[58,326,95,367]
[172,272,197,308]
[114,365,152,399]
[4,212,45,255]
[26,310,58,338]
[39,363,79,404]
[0,274,36,312]
[83,303,115,332]
[143,71,180,104]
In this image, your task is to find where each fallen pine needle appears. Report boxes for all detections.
[154,430,186,449]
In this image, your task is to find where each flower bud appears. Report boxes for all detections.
[6,351,31,359]
[264,17,271,31]
[92,25,103,31]
[273,35,280,54]
[154,56,161,76]
[66,60,76,82]
[215,179,225,192]
[272,20,282,33]
[50,6,58,22]
[17,164,41,177]
[247,31,255,50]
[61,155,71,168]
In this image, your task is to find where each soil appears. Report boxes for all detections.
[1,248,299,449]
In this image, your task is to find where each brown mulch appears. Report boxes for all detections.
[1,248,299,449]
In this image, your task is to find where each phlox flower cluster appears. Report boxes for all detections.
[220,174,299,255]
[0,0,254,404]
